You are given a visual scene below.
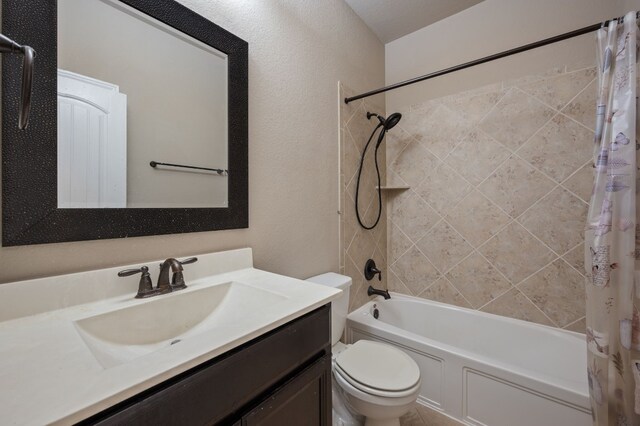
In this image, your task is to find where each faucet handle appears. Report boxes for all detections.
[168,258,197,290]
[118,266,156,299]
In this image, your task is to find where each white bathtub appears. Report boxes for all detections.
[346,294,591,426]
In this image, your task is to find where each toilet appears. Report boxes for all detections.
[306,273,421,426]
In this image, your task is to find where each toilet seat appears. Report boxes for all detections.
[334,340,420,398]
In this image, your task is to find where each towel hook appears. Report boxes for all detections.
[0,33,35,130]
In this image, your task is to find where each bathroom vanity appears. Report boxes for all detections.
[0,249,340,425]
[82,305,331,425]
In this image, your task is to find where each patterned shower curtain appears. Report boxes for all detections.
[585,11,640,426]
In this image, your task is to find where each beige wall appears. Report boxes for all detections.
[0,0,384,283]
[59,0,229,208]
[339,83,386,312]
[385,0,637,111]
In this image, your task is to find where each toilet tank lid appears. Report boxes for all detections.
[306,272,352,289]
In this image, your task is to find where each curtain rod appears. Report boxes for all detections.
[344,12,639,104]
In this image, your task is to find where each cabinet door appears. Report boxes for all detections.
[242,355,331,426]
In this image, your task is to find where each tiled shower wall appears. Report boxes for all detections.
[339,83,387,312]
[386,66,596,332]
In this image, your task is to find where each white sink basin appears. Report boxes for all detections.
[74,282,287,368]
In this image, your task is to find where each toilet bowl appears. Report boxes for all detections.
[306,273,421,426]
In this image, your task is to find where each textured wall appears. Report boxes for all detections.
[386,66,595,332]
[339,83,387,312]
[0,0,384,283]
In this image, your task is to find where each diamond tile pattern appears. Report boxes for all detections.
[340,83,387,312]
[479,88,555,150]
[518,114,594,183]
[478,156,555,218]
[386,64,594,331]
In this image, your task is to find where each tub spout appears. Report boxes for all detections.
[368,285,390,300]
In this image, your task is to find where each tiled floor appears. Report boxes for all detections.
[400,403,463,426]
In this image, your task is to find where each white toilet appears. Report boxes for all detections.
[306,273,421,426]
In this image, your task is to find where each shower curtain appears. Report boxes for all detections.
[585,11,640,425]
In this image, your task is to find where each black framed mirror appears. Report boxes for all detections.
[2,0,248,246]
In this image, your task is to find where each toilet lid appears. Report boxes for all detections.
[335,340,420,392]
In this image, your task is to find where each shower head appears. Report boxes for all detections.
[366,111,402,131]
[384,112,402,130]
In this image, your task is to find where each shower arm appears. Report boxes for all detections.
[0,33,35,130]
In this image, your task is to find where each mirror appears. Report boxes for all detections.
[58,0,228,208]
[2,0,248,246]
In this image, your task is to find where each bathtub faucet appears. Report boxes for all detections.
[368,285,391,300]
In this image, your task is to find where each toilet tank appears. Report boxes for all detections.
[306,273,352,346]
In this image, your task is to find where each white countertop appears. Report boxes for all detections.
[0,248,341,425]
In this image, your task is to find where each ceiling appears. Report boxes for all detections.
[345,0,484,44]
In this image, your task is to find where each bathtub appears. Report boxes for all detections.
[346,294,591,426]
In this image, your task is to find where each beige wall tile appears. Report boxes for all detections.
[418,278,471,309]
[388,269,413,296]
[391,140,439,187]
[446,252,512,308]
[562,163,594,203]
[392,246,441,296]
[416,105,473,159]
[441,89,506,125]
[386,127,415,166]
[415,162,473,215]
[564,317,586,334]
[480,288,554,326]
[389,221,413,263]
[340,85,386,312]
[479,222,555,284]
[342,130,361,185]
[479,88,555,151]
[518,67,596,110]
[446,129,511,186]
[518,259,586,327]
[400,101,439,139]
[417,221,473,274]
[478,156,555,218]
[562,79,597,131]
[563,242,586,275]
[385,66,597,331]
[347,227,376,269]
[518,114,593,183]
[518,187,588,255]
[392,192,441,243]
[445,190,511,248]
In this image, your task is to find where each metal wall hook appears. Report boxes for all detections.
[0,33,35,130]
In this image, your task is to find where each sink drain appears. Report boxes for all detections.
[170,339,181,345]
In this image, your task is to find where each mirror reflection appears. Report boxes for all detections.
[57,0,228,208]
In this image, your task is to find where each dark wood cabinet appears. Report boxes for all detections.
[79,305,331,426]
[242,355,330,426]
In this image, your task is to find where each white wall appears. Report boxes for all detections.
[0,0,384,283]
[385,0,638,110]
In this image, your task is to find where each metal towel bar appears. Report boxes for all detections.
[150,161,228,175]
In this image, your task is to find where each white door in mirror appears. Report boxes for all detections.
[57,69,127,207]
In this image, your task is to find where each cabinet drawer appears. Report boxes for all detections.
[82,305,331,425]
